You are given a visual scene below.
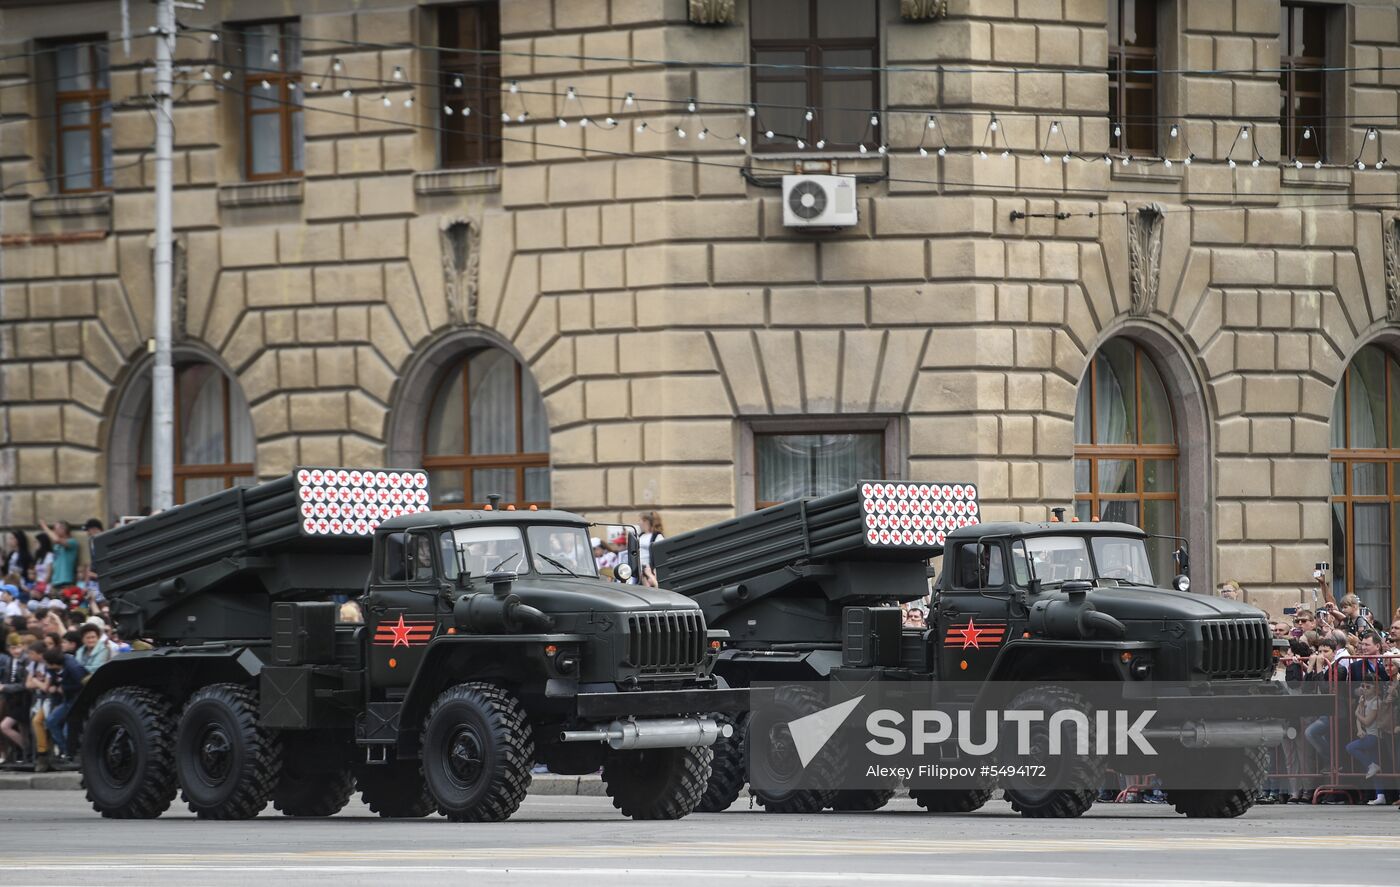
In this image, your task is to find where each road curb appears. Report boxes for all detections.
[0,772,83,790]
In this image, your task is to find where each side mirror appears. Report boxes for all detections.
[1027,578,1042,596]
[1173,544,1190,577]
[626,529,641,582]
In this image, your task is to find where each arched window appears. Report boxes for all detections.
[1073,338,1179,582]
[1329,344,1400,620]
[423,348,549,509]
[137,362,256,508]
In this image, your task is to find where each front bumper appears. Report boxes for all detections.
[574,686,760,719]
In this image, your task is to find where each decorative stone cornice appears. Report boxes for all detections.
[217,178,304,208]
[413,167,500,195]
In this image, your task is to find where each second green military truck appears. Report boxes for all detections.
[74,468,747,822]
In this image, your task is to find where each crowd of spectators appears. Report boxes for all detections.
[590,511,666,587]
[1256,576,1400,805]
[0,519,135,773]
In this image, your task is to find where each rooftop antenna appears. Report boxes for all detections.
[486,493,502,511]
[1050,507,1067,522]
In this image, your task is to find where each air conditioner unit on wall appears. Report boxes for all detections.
[782,174,858,229]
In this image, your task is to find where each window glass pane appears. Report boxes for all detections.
[55,44,90,91]
[1331,502,1348,590]
[59,100,89,127]
[468,350,518,455]
[472,468,516,502]
[1123,0,1157,48]
[283,22,301,71]
[1298,7,1327,58]
[1353,462,1386,496]
[101,124,112,186]
[1074,373,1092,444]
[1332,461,1346,496]
[1074,458,1091,493]
[1074,500,1093,521]
[243,23,280,72]
[823,75,877,147]
[1138,350,1174,444]
[754,79,807,141]
[1348,346,1386,449]
[61,128,92,190]
[291,109,304,172]
[752,0,810,40]
[524,467,550,503]
[1094,343,1136,445]
[426,368,465,456]
[1144,459,1175,492]
[185,476,225,502]
[1352,502,1389,606]
[228,378,255,464]
[1144,499,1175,583]
[429,468,465,506]
[249,112,283,175]
[1389,358,1400,449]
[1108,0,1120,45]
[1097,459,1136,493]
[1123,78,1156,153]
[818,0,875,39]
[1100,500,1139,527]
[1332,381,1346,448]
[181,366,226,465]
[756,432,883,503]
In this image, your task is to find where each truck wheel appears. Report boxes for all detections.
[273,733,355,817]
[1001,685,1101,819]
[910,788,994,813]
[176,683,282,820]
[745,685,840,814]
[1164,747,1268,819]
[355,760,437,818]
[695,713,747,812]
[828,788,897,812]
[421,682,533,822]
[80,687,179,819]
[604,745,713,819]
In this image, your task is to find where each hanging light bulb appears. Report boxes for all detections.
[604,117,616,126]
[342,87,352,98]
[333,58,342,73]
[1169,123,1179,138]
[1294,158,1302,169]
[453,76,463,89]
[261,79,271,90]
[747,106,756,117]
[1378,158,1387,169]
[1303,127,1312,140]
[502,111,511,122]
[223,70,232,81]
[403,95,414,108]
[558,117,568,128]
[310,80,321,90]
[805,108,815,122]
[937,146,947,156]
[382,93,391,107]
[1001,148,1010,159]
[516,112,527,122]
[1368,127,1378,140]
[1251,157,1260,167]
[738,135,748,146]
[1103,154,1112,165]
[918,147,928,157]
[675,126,686,138]
[870,114,879,126]
[580,117,591,127]
[1163,157,1173,168]
[989,117,999,132]
[687,98,697,113]
[392,66,403,80]
[1314,159,1322,169]
[565,86,577,101]
[270,50,279,64]
[764,129,774,139]
[509,80,520,93]
[927,116,936,129]
[289,81,298,91]
[697,125,708,139]
[877,144,887,154]
[1062,153,1070,164]
[463,106,472,117]
[201,68,212,80]
[979,149,989,159]
[635,121,647,133]
[1184,153,1194,165]
[1113,123,1121,138]
[1228,158,1237,168]
[816,139,825,149]
[210,33,220,42]
[624,92,635,106]
[1121,155,1131,167]
[1358,160,1367,170]
[796,138,804,149]
[1240,126,1249,140]
[1041,153,1051,164]
[858,143,868,154]
[1050,121,1060,133]
[444,105,454,116]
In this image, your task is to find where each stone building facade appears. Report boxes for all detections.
[3,0,1400,618]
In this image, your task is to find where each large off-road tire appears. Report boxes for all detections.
[746,684,841,814]
[829,788,898,812]
[1001,685,1101,819]
[421,682,533,822]
[1164,747,1268,819]
[273,732,355,817]
[80,687,179,819]
[176,683,281,820]
[910,788,995,813]
[355,759,437,818]
[604,746,712,820]
[695,713,747,812]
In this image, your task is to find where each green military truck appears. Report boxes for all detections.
[74,468,747,822]
[654,481,1310,819]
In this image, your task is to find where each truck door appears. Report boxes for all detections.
[936,542,1013,686]
[365,529,442,694]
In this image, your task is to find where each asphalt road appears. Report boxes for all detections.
[6,793,1397,887]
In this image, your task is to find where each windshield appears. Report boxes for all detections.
[527,525,598,577]
[447,526,526,580]
[1012,535,1155,588]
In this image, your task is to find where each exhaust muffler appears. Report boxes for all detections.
[560,717,732,750]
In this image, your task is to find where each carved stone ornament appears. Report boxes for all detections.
[1385,215,1400,324]
[901,0,950,21]
[440,218,480,327]
[1127,203,1165,318]
[688,0,736,25]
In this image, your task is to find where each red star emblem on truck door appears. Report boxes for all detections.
[944,618,1006,650]
[373,615,436,647]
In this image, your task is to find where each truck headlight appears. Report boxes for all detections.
[1173,574,1191,592]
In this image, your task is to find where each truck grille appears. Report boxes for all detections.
[625,610,707,674]
[1199,619,1271,679]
